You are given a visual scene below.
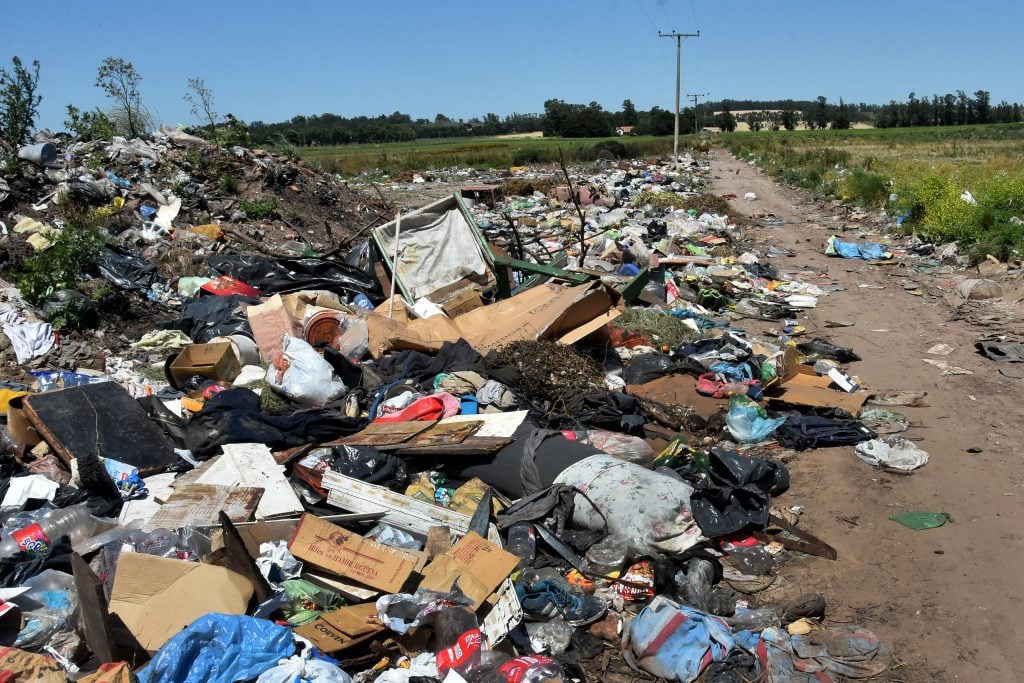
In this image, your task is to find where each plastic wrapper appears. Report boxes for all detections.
[375,588,474,634]
[137,614,294,683]
[365,523,422,550]
[256,540,304,585]
[266,336,347,406]
[97,245,160,291]
[280,579,343,626]
[12,570,78,654]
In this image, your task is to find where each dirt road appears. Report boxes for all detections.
[711,149,1024,680]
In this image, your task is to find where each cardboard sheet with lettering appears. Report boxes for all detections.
[293,602,383,655]
[419,532,519,608]
[288,513,416,593]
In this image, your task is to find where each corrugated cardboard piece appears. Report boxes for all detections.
[108,553,253,651]
[366,281,620,358]
[288,513,416,593]
[765,347,868,412]
[293,602,383,654]
[419,532,519,609]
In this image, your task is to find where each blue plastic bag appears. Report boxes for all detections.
[726,396,786,443]
[137,614,294,683]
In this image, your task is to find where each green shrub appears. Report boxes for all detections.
[15,212,106,304]
[240,197,278,218]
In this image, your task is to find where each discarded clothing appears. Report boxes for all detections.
[2,315,54,363]
[623,597,735,682]
[825,235,891,260]
[735,625,889,681]
[775,415,875,451]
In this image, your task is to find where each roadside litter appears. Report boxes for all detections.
[0,135,982,682]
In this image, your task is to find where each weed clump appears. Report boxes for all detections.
[240,197,278,219]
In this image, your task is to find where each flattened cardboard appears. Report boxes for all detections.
[288,514,416,593]
[245,294,302,361]
[765,347,868,412]
[366,282,619,358]
[293,603,383,654]
[108,553,253,651]
[419,532,519,608]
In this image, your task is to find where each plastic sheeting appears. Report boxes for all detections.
[375,209,489,300]
[207,254,382,300]
[136,614,293,683]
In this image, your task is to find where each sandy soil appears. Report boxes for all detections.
[711,149,1024,681]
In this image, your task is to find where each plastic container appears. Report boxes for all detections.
[505,522,536,571]
[584,533,629,576]
[0,504,100,558]
[726,606,780,632]
[433,607,486,678]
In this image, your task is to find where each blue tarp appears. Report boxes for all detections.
[825,235,891,260]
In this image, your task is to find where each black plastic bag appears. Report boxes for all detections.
[160,294,255,343]
[689,447,789,538]
[207,253,383,301]
[97,245,160,291]
[796,337,861,363]
[623,353,680,385]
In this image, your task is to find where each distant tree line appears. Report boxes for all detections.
[874,90,1022,128]
[249,111,543,146]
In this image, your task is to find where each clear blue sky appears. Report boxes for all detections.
[6,0,1022,131]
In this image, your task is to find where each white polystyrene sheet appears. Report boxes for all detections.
[377,209,488,300]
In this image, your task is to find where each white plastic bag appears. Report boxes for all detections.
[256,655,352,683]
[266,335,347,406]
[855,436,928,471]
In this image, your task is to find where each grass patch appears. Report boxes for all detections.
[612,308,701,348]
[299,135,682,177]
[723,124,1024,257]
[240,197,278,219]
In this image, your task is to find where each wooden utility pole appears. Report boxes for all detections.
[658,30,699,163]
[687,92,709,134]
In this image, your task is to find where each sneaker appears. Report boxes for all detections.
[516,578,606,627]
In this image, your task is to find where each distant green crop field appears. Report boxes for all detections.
[299,135,680,176]
[722,124,1024,261]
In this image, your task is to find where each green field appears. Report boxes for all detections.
[722,124,1024,261]
[299,135,681,177]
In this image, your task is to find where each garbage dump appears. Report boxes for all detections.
[5,128,999,682]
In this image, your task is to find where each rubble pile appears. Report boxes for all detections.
[2,138,1018,682]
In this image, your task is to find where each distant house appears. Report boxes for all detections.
[616,125,635,136]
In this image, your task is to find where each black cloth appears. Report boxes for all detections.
[578,391,645,434]
[442,420,601,499]
[207,254,383,301]
[774,415,875,451]
[185,388,364,458]
[329,444,407,489]
[368,340,483,390]
[689,447,790,538]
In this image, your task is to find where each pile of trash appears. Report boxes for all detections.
[0,142,968,682]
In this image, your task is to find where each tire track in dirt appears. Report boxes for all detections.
[710,148,1024,681]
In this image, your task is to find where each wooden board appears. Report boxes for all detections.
[144,483,263,532]
[339,421,432,447]
[24,382,178,475]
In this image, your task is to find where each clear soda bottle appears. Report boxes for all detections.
[0,504,99,558]
[433,607,486,678]
[479,655,566,683]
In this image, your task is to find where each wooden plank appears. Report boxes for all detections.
[71,553,118,663]
[620,267,651,303]
[339,421,433,447]
[323,472,471,537]
[144,483,263,532]
[23,382,178,475]
[394,436,514,457]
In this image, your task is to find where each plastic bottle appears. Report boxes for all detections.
[433,607,486,678]
[505,522,536,571]
[584,534,629,576]
[726,606,780,632]
[480,655,567,683]
[0,504,100,558]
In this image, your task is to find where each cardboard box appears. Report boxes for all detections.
[245,294,302,361]
[288,514,417,593]
[441,288,485,318]
[765,347,867,412]
[169,342,241,385]
[419,532,519,609]
[108,553,253,651]
[293,602,383,654]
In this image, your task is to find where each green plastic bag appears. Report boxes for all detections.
[281,579,343,625]
[889,511,949,530]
